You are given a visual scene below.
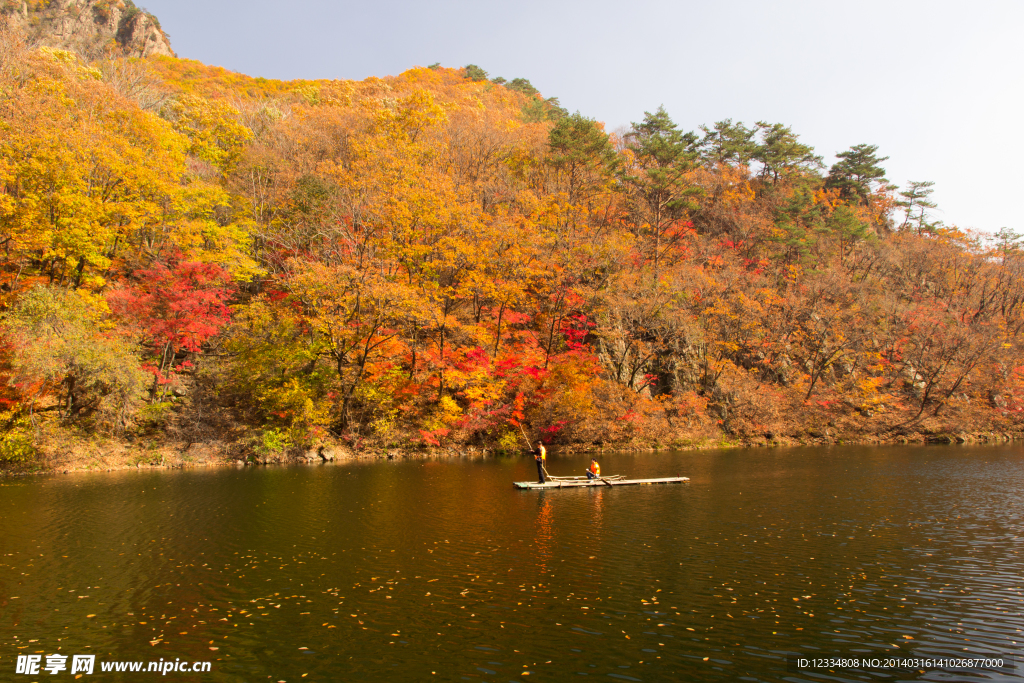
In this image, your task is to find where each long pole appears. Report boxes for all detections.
[517,422,533,451]
[518,423,556,479]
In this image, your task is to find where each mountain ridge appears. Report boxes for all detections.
[1,0,173,58]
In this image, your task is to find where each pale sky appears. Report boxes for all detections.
[141,0,1023,234]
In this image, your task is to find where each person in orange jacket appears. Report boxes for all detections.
[535,443,547,483]
[586,458,600,480]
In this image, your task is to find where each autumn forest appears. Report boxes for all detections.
[3,20,1024,468]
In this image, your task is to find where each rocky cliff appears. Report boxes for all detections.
[1,0,173,58]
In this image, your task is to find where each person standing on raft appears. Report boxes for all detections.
[586,459,600,480]
[535,443,547,483]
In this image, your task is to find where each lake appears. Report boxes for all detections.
[1,445,1021,681]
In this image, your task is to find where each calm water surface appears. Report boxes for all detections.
[1,445,1022,682]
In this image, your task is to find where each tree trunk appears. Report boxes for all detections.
[64,375,75,418]
[437,325,446,400]
[493,301,505,356]
[72,256,86,289]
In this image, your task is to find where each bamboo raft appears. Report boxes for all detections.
[513,475,689,490]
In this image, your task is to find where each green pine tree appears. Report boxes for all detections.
[699,119,757,167]
[753,122,822,185]
[547,112,618,206]
[896,180,937,234]
[463,64,488,81]
[621,106,701,277]
[506,78,538,96]
[826,143,888,205]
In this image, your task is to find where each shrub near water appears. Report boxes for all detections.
[3,286,147,430]
[0,409,34,463]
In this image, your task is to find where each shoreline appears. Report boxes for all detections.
[3,429,1020,478]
